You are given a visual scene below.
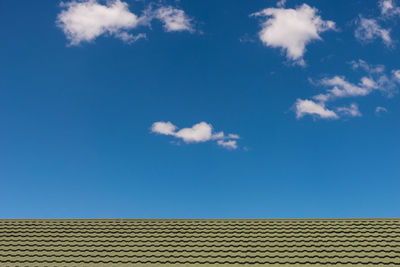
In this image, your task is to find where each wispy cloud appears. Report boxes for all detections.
[154,6,194,33]
[351,59,399,97]
[393,70,400,81]
[350,59,385,73]
[375,106,388,115]
[217,140,238,150]
[295,99,338,119]
[276,0,287,8]
[355,16,392,47]
[57,0,194,45]
[354,0,400,47]
[294,60,399,120]
[313,76,372,103]
[251,4,336,66]
[151,122,240,150]
[336,103,362,117]
[379,0,400,16]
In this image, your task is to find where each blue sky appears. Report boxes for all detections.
[0,0,399,219]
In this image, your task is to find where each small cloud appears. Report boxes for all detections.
[154,6,194,33]
[295,99,338,119]
[239,33,256,43]
[313,61,399,103]
[276,0,287,8]
[350,59,385,73]
[393,70,400,81]
[227,133,240,139]
[174,122,214,143]
[57,0,195,46]
[217,140,238,150]
[376,106,388,114]
[57,0,141,45]
[380,0,395,15]
[151,121,240,150]
[251,4,336,65]
[353,0,400,48]
[379,0,400,16]
[354,16,392,47]
[151,121,177,135]
[319,76,371,101]
[116,32,147,44]
[294,60,399,121]
[361,77,378,89]
[336,103,362,117]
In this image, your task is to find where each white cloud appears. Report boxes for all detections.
[57,0,194,45]
[361,77,378,89]
[393,70,400,81]
[314,61,399,103]
[336,103,362,117]
[312,75,374,104]
[252,4,335,65]
[352,61,399,96]
[379,0,400,16]
[295,99,338,119]
[151,121,177,135]
[116,32,146,44]
[376,106,388,114]
[350,59,385,73]
[57,0,141,45]
[151,121,240,149]
[295,60,399,120]
[320,76,372,100]
[227,133,240,139]
[174,122,213,143]
[354,0,400,47]
[217,140,238,150]
[355,16,392,46]
[276,0,287,8]
[239,34,256,43]
[155,6,194,32]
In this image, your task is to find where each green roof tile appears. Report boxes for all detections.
[0,218,399,266]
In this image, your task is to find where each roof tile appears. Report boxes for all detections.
[0,218,399,266]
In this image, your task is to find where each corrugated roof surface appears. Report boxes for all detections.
[0,218,399,266]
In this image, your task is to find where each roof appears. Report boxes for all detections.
[0,218,399,266]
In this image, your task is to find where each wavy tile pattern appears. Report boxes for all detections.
[0,218,399,266]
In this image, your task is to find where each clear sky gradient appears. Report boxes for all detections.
[0,0,399,219]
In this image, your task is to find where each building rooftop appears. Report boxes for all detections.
[0,218,399,266]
